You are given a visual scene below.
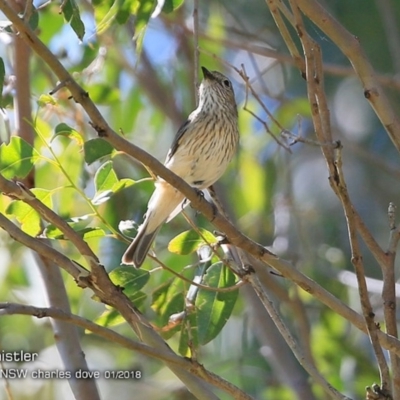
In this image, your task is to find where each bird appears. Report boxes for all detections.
[121,66,239,268]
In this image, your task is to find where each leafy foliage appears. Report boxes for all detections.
[0,0,398,399]
[0,137,38,179]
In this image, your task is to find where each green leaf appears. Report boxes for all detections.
[109,267,150,299]
[94,307,126,328]
[115,1,133,24]
[152,280,185,340]
[92,178,135,205]
[0,58,5,108]
[133,0,156,55]
[162,0,184,14]
[93,0,132,33]
[37,94,57,107]
[111,178,135,194]
[178,311,198,357]
[94,161,118,192]
[92,162,135,204]
[51,123,83,146]
[42,214,93,239]
[44,225,105,240]
[196,262,239,345]
[168,228,217,255]
[61,0,85,40]
[84,138,114,165]
[81,228,106,239]
[0,137,38,179]
[6,189,53,236]
[94,290,147,328]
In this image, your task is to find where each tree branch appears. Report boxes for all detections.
[294,0,400,152]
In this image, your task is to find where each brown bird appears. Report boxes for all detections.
[122,67,239,268]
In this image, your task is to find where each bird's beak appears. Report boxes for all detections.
[201,66,214,80]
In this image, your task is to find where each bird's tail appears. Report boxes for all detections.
[122,182,185,268]
[121,221,161,267]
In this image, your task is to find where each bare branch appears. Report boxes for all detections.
[294,0,400,152]
[384,202,400,396]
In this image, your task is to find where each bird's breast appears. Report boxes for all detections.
[166,115,239,189]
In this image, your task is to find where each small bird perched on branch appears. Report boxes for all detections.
[122,66,239,268]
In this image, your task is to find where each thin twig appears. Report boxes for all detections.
[266,0,305,75]
[334,147,391,394]
[384,202,400,397]
[240,64,291,152]
[168,18,400,92]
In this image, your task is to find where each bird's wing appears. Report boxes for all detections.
[165,118,191,163]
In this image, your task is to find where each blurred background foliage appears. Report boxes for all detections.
[1,0,400,399]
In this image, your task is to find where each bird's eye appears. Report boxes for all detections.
[223,79,231,88]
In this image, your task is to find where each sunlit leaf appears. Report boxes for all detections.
[41,214,93,239]
[111,178,135,194]
[37,94,57,107]
[92,162,135,204]
[109,267,150,298]
[0,137,39,179]
[44,225,105,240]
[94,307,126,328]
[196,262,238,345]
[6,189,53,236]
[94,161,118,192]
[168,228,217,255]
[94,289,147,328]
[92,178,135,205]
[93,0,133,33]
[82,228,106,239]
